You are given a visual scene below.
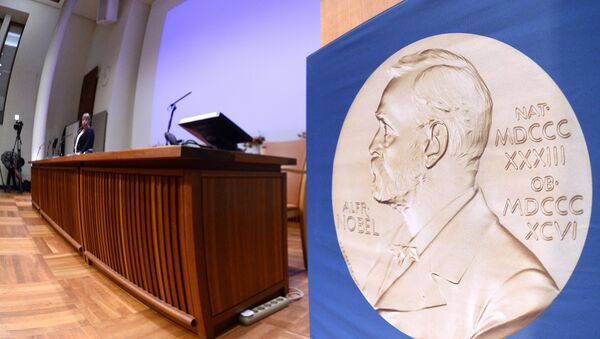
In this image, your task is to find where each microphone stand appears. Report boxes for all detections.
[59,134,66,156]
[46,140,52,158]
[35,142,45,161]
[165,91,192,145]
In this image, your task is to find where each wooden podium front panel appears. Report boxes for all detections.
[31,166,81,248]
[79,168,195,322]
[201,173,287,316]
[80,170,125,273]
[31,167,41,208]
[31,147,293,337]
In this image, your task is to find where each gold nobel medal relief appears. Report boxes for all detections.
[332,33,592,338]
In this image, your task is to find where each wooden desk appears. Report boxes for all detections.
[31,146,294,338]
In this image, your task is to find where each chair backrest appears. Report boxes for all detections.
[261,139,306,206]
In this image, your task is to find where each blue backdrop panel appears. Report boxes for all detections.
[307,1,600,338]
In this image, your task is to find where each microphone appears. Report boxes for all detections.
[58,134,66,156]
[165,91,192,145]
[168,91,192,110]
[51,138,58,156]
[46,139,52,157]
[35,141,47,161]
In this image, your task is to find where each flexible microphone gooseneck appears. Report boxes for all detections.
[165,91,192,145]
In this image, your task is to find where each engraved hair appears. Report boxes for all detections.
[388,49,493,171]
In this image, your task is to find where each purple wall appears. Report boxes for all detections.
[151,0,319,145]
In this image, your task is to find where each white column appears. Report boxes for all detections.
[0,15,12,54]
[30,0,76,160]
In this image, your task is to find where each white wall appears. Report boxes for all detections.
[0,1,98,181]
[0,0,58,181]
[132,0,319,148]
[45,14,95,156]
[130,0,185,148]
[148,0,319,146]
[0,0,151,183]
[85,0,150,151]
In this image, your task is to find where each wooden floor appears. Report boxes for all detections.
[0,191,309,338]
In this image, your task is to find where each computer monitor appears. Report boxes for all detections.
[178,112,252,151]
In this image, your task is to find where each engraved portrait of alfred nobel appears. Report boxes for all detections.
[362,49,559,338]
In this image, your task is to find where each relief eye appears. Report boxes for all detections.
[383,122,395,136]
[377,120,386,135]
[382,123,395,145]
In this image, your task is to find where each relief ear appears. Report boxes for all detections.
[424,122,448,169]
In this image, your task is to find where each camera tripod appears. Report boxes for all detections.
[5,128,23,193]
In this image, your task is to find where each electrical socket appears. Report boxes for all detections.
[239,296,289,326]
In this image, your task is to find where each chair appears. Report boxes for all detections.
[261,139,307,270]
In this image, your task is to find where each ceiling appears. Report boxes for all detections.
[31,0,100,21]
[30,0,155,21]
[73,0,100,21]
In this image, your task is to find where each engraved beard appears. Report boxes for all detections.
[370,145,426,210]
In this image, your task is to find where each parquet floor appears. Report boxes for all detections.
[0,192,309,338]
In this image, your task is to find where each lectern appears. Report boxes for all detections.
[31,146,294,338]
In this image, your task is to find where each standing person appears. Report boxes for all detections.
[74,113,95,154]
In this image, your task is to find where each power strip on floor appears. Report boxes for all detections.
[238,296,289,326]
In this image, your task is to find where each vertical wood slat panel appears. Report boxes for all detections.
[140,175,152,293]
[126,177,136,284]
[140,177,160,298]
[155,178,166,304]
[106,173,118,275]
[106,173,113,269]
[87,173,94,255]
[113,174,124,274]
[157,178,169,305]
[121,176,131,281]
[100,173,108,267]
[170,177,185,310]
[134,177,143,292]
[81,172,88,252]
[32,167,82,248]
[129,175,142,287]
[89,172,98,256]
[79,170,190,314]
[132,177,142,287]
[96,173,103,259]
[180,172,202,324]
[150,176,166,301]
[31,167,37,206]
[98,173,108,266]
[129,177,140,284]
[162,176,176,308]
[82,172,127,274]
[163,177,174,307]
[109,173,118,270]
[137,176,146,290]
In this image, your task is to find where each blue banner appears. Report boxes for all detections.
[307,1,600,337]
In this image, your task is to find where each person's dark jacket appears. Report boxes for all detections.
[75,128,95,153]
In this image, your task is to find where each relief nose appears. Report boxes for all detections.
[369,128,383,156]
